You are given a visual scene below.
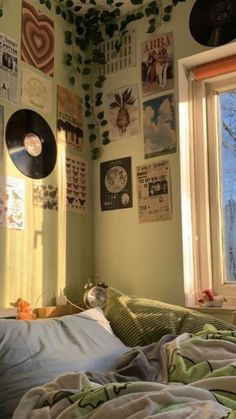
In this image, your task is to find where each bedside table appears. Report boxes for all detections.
[35,304,83,318]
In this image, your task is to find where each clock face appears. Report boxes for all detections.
[85,286,108,309]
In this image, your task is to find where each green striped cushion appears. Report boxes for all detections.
[104,288,236,347]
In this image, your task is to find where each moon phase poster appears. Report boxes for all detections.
[100,157,132,211]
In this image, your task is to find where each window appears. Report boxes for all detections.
[178,47,236,307]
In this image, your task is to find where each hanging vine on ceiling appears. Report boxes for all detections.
[38,0,186,159]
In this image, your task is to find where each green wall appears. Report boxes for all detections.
[0,0,209,309]
[0,0,93,308]
[93,0,207,305]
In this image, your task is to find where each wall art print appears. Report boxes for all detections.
[21,66,52,115]
[105,84,140,141]
[33,183,58,210]
[57,85,83,150]
[21,0,54,76]
[141,32,174,97]
[100,156,132,211]
[137,159,172,223]
[0,176,25,230]
[143,93,176,159]
[66,153,88,214]
[0,32,18,103]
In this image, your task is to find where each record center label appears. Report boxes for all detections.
[24,133,42,157]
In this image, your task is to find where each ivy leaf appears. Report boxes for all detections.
[73,6,82,12]
[55,5,61,14]
[67,10,75,24]
[85,110,92,117]
[77,54,83,64]
[164,5,173,13]
[45,0,51,10]
[163,13,171,21]
[89,133,97,142]
[96,98,103,106]
[102,130,109,137]
[97,111,104,120]
[130,0,142,4]
[82,67,91,75]
[61,11,67,20]
[88,123,95,129]
[135,12,144,19]
[64,31,73,45]
[69,76,76,85]
[82,84,90,91]
[66,0,73,7]
[101,120,108,126]
[92,147,101,160]
[115,2,124,6]
[102,137,110,145]
[147,25,155,33]
[64,53,73,66]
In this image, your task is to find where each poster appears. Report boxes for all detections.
[143,93,176,159]
[0,32,18,103]
[105,84,140,140]
[100,157,132,211]
[21,67,52,115]
[21,0,54,76]
[33,183,58,210]
[66,153,88,214]
[0,104,3,164]
[141,32,174,97]
[57,85,83,150]
[0,176,25,230]
[136,160,172,222]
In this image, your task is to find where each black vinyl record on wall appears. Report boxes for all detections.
[189,0,236,47]
[5,109,57,179]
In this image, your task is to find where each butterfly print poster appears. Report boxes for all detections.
[66,154,88,214]
[33,183,58,210]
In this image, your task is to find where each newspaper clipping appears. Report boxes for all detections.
[0,33,18,103]
[137,159,171,222]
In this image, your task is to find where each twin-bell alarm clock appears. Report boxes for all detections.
[83,281,108,309]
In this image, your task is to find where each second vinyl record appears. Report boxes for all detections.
[5,109,57,179]
[189,0,236,47]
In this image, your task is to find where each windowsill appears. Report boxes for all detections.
[188,305,236,325]
[188,304,236,314]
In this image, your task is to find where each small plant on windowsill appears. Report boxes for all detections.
[39,0,186,159]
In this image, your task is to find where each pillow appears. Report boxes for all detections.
[104,288,236,347]
[0,308,129,419]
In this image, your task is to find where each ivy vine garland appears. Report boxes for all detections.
[37,0,186,159]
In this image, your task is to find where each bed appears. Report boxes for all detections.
[2,287,236,418]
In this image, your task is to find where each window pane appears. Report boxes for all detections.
[220,90,236,282]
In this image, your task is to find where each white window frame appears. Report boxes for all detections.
[178,42,236,307]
